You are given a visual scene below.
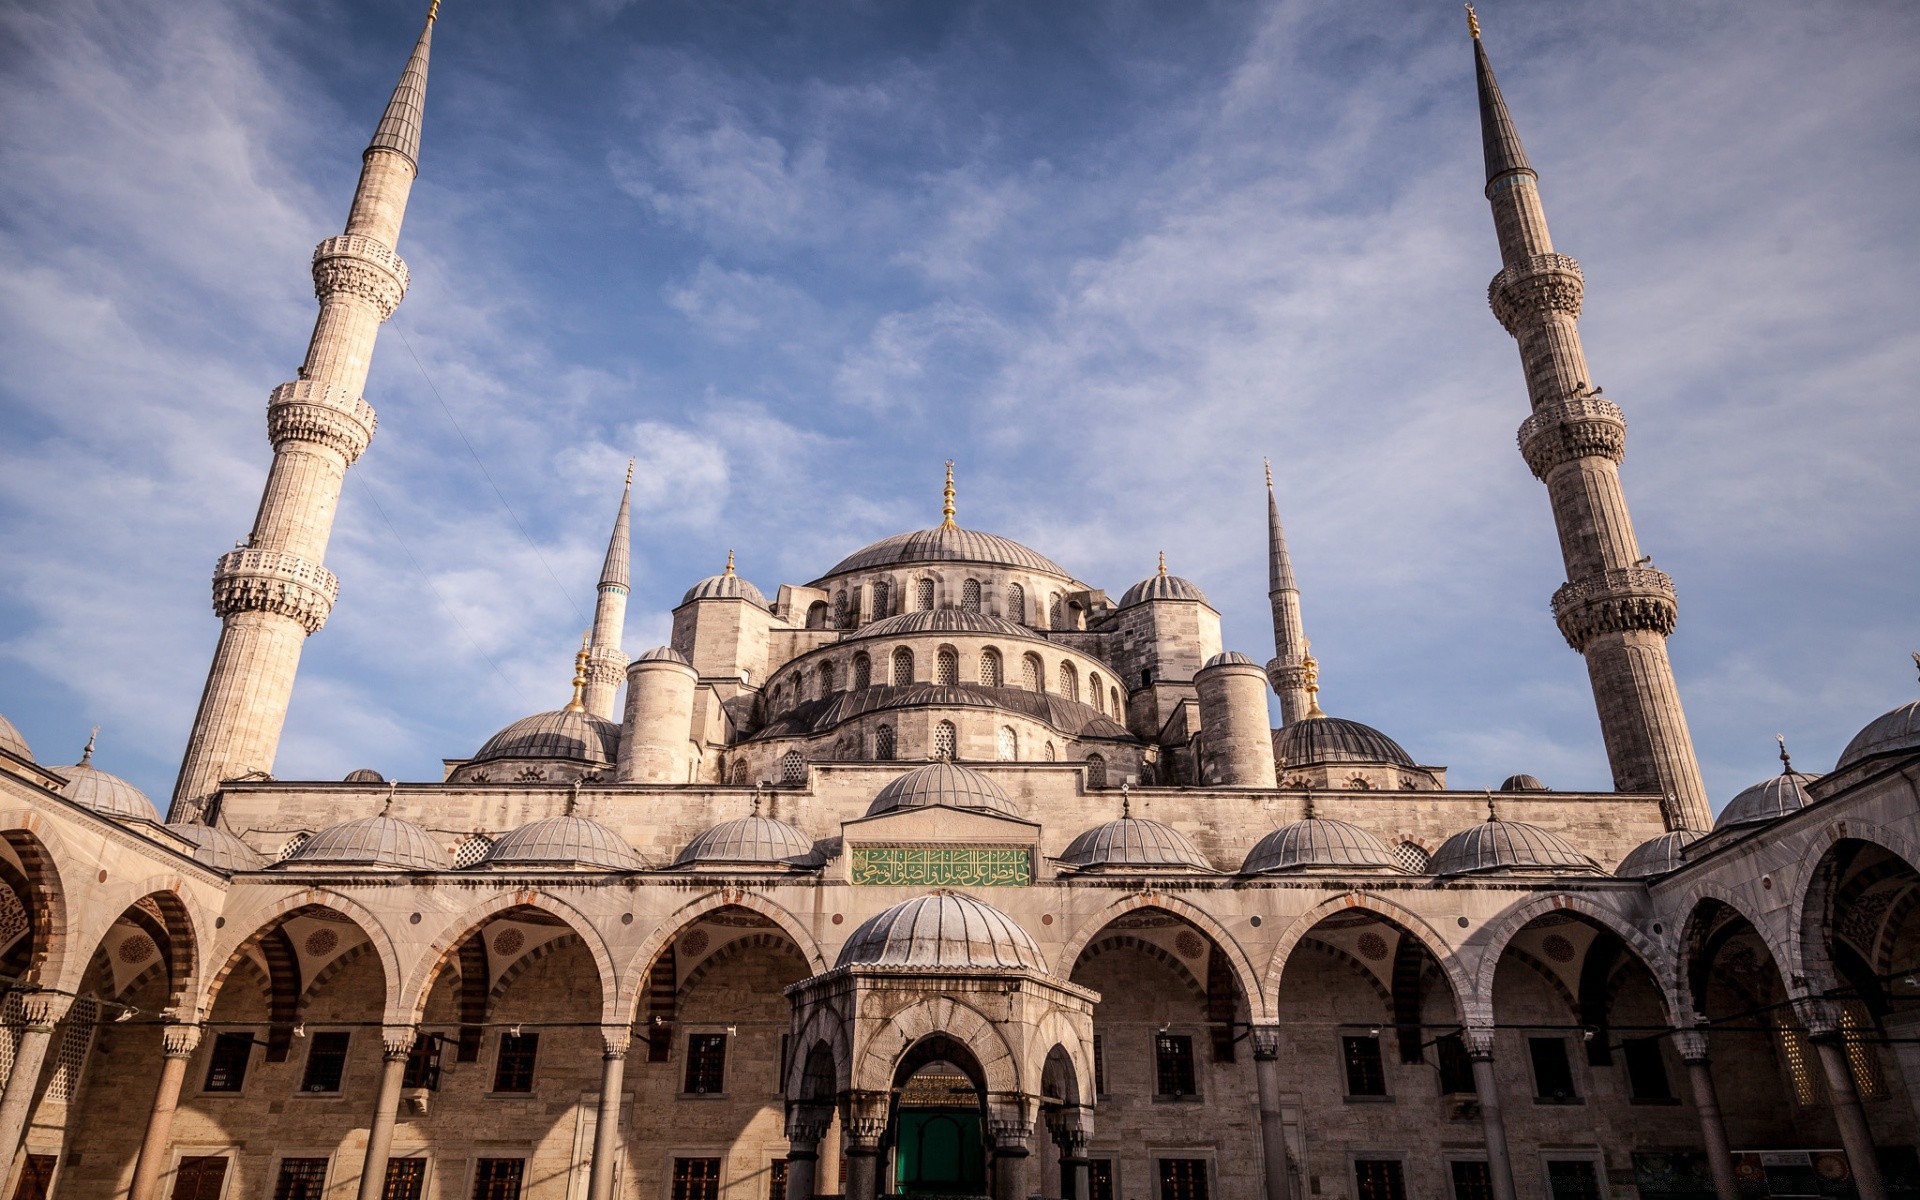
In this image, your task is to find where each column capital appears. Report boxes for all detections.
[785,1103,832,1147]
[599,1024,633,1059]
[381,1025,419,1058]
[1251,1024,1282,1060]
[843,1091,889,1147]
[18,992,73,1027]
[986,1101,1034,1154]
[1462,1023,1498,1059]
[1670,1027,1710,1064]
[161,1022,205,1058]
[1791,996,1844,1040]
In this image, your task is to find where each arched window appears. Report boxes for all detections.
[1110,686,1122,715]
[780,751,807,785]
[277,831,312,862]
[1044,741,1057,762]
[818,661,836,695]
[453,834,493,869]
[979,649,1003,688]
[1048,595,1063,630]
[806,600,830,629]
[730,759,751,784]
[1006,583,1025,623]
[1089,672,1104,714]
[1059,662,1079,703]
[873,581,891,617]
[1392,842,1431,873]
[852,652,872,689]
[935,646,958,686]
[962,579,981,612]
[1023,654,1043,692]
[934,720,957,760]
[833,592,849,628]
[917,578,935,611]
[996,726,1018,761]
[892,648,915,686]
[1085,754,1107,788]
[875,724,896,761]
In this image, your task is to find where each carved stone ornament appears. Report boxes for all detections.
[162,1022,205,1057]
[1791,995,1843,1040]
[1517,395,1627,478]
[1462,1024,1498,1059]
[19,993,73,1027]
[212,548,340,633]
[382,1024,419,1058]
[1552,567,1678,649]
[785,1105,832,1146]
[1669,1027,1710,1063]
[267,380,378,463]
[1251,1025,1281,1060]
[311,234,409,319]
[1487,252,1585,333]
[599,1024,632,1058]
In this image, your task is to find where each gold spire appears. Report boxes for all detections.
[1301,644,1325,718]
[624,457,634,487]
[940,461,957,530]
[565,633,590,713]
[1465,3,1481,39]
[724,549,735,576]
[427,0,441,24]
[79,726,99,766]
[1157,550,1168,577]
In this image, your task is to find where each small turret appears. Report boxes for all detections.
[618,647,698,784]
[1194,652,1279,787]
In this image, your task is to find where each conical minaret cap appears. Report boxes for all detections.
[367,5,438,168]
[1470,13,1534,187]
[1265,459,1297,594]
[600,463,633,590]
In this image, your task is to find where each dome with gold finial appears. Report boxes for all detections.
[1119,551,1209,608]
[682,549,770,608]
[459,640,620,778]
[812,463,1076,582]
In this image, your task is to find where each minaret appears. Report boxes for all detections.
[1263,460,1312,725]
[170,7,439,820]
[584,464,634,720]
[1469,9,1710,830]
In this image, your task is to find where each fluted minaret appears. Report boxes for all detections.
[1262,460,1312,725]
[1469,10,1709,830]
[171,7,439,820]
[583,464,634,719]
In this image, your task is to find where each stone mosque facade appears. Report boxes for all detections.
[3,9,1918,1200]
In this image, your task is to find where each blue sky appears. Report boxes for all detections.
[1,0,1915,812]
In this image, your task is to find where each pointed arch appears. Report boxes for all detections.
[1470,893,1680,1023]
[1263,892,1469,1021]
[853,994,1020,1095]
[619,890,824,1020]
[199,890,405,1024]
[0,820,69,991]
[74,883,204,1013]
[1055,892,1269,1022]
[1785,819,1920,995]
[402,889,619,1025]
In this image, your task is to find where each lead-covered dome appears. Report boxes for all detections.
[1716,770,1821,830]
[1836,700,1920,773]
[850,609,1040,642]
[866,761,1020,819]
[1615,830,1703,879]
[836,892,1044,971]
[472,710,619,767]
[682,566,769,609]
[818,526,1069,581]
[1499,773,1548,792]
[1273,717,1415,768]
[1431,819,1600,876]
[1119,570,1209,608]
[486,815,644,870]
[167,823,266,872]
[287,815,446,870]
[0,715,30,761]
[58,741,160,822]
[1202,652,1259,670]
[1242,818,1400,874]
[634,645,692,665]
[675,815,818,868]
[1061,817,1211,871]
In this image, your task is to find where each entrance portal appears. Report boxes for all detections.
[891,1037,988,1198]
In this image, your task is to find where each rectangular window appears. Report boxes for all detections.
[1448,1161,1493,1200]
[684,1033,728,1094]
[1154,1033,1196,1097]
[273,1159,329,1200]
[1353,1160,1408,1200]
[1528,1037,1578,1103]
[1622,1037,1673,1101]
[1342,1036,1387,1097]
[403,1035,441,1091]
[1545,1160,1603,1200]
[9,1156,56,1200]
[1436,1033,1476,1095]
[471,1160,523,1200]
[672,1158,721,1200]
[169,1157,228,1200]
[1157,1159,1209,1200]
[492,1032,539,1093]
[299,1033,350,1093]
[1088,1160,1114,1200]
[382,1160,425,1200]
[768,1159,787,1200]
[203,1032,253,1092]
[1092,1034,1107,1097]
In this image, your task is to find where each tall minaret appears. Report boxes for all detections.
[171,7,439,819]
[1262,460,1312,725]
[1469,9,1710,830]
[583,464,634,720]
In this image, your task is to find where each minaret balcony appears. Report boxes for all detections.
[311,233,409,318]
[1487,251,1583,332]
[267,380,378,462]
[1516,394,1626,477]
[211,548,339,633]
[1550,567,1677,649]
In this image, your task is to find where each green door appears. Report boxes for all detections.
[895,1108,986,1196]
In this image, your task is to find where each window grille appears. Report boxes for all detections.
[1341,1035,1386,1096]
[1086,755,1107,787]
[1527,1036,1577,1102]
[170,1156,229,1200]
[382,1160,426,1200]
[683,1033,728,1094]
[273,1159,330,1200]
[671,1159,721,1200]
[1773,1015,1822,1104]
[492,1032,539,1092]
[934,721,957,760]
[1006,583,1024,623]
[1089,673,1104,714]
[779,752,807,786]
[300,1031,350,1093]
[936,648,958,686]
[204,1031,254,1092]
[1092,1034,1106,1096]
[1088,1161,1114,1200]
[470,1160,524,1200]
[979,650,1002,688]
[46,996,98,1103]
[996,727,1017,762]
[892,649,915,686]
[1448,1161,1494,1200]
[872,581,890,616]
[916,579,935,611]
[277,832,311,862]
[875,726,895,761]
[0,991,24,1082]
[1045,742,1056,761]
[1352,1160,1407,1200]
[768,1160,788,1200]
[403,1034,441,1091]
[1059,663,1078,702]
[962,579,981,611]
[1023,655,1042,692]
[818,662,835,695]
[1392,843,1431,873]
[1154,1033,1196,1096]
[852,653,872,689]
[1049,595,1063,629]
[1843,1002,1884,1098]
[833,593,848,627]
[1158,1160,1209,1200]
[453,836,493,869]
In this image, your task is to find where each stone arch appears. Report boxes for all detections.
[300,940,379,1005]
[853,994,1021,1096]
[488,933,586,1006]
[403,890,619,1025]
[1031,1010,1093,1107]
[0,821,68,989]
[620,890,825,1019]
[786,995,855,1098]
[1073,934,1205,1002]
[676,931,808,1000]
[74,885,203,1013]
[1470,893,1679,1023]
[1677,894,1791,1019]
[1056,892,1269,1020]
[1293,938,1395,1009]
[1500,944,1579,1014]
[1264,892,1469,1021]
[200,890,403,1023]
[1786,821,1920,998]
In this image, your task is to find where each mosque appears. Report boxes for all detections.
[1,7,1917,1200]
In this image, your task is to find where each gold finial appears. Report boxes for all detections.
[724,549,735,576]
[1302,645,1326,718]
[1485,790,1498,821]
[1776,734,1793,775]
[565,634,590,713]
[1263,457,1273,491]
[624,458,634,487]
[1157,550,1168,577]
[79,726,99,766]
[427,0,440,24]
[1121,783,1132,820]
[940,461,957,530]
[1465,3,1481,39]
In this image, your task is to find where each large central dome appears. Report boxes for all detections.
[815,525,1070,581]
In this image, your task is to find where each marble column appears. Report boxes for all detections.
[1671,1030,1737,1200]
[1252,1027,1297,1200]
[783,1106,831,1200]
[128,1024,204,1200]
[1465,1025,1518,1200]
[1797,1001,1885,1200]
[841,1093,888,1200]
[588,1027,630,1200]
[0,994,71,1185]
[354,1026,416,1200]
[986,1109,1033,1200]
[1046,1106,1092,1200]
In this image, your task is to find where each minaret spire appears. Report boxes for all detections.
[171,8,440,820]
[1471,16,1710,831]
[583,464,634,719]
[940,460,957,530]
[1263,459,1312,724]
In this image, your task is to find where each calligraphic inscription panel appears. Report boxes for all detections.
[851,846,1031,887]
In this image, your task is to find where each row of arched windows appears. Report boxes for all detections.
[773,645,1124,716]
[818,576,1090,630]
[756,729,1105,774]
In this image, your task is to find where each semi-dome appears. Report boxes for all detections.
[1836,700,1920,773]
[287,815,446,870]
[850,609,1039,642]
[1498,773,1548,792]
[836,891,1044,971]
[817,526,1069,581]
[1201,652,1259,670]
[0,714,30,761]
[1242,818,1401,874]
[1431,819,1601,876]
[675,814,818,868]
[343,768,385,783]
[57,741,160,822]
[681,560,770,609]
[1119,561,1209,608]
[1716,770,1821,830]
[1615,830,1704,879]
[472,709,619,766]
[634,645,692,665]
[485,814,644,870]
[1060,816,1212,871]
[1272,717,1415,768]
[865,761,1020,819]
[166,823,266,872]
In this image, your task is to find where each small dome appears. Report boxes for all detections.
[58,752,160,822]
[866,761,1019,819]
[0,715,31,761]
[681,568,770,609]
[850,609,1039,642]
[288,815,447,870]
[1498,773,1547,792]
[486,815,643,870]
[1716,770,1821,830]
[634,645,692,665]
[472,709,619,766]
[1119,572,1209,608]
[342,768,386,783]
[1273,717,1415,768]
[817,526,1069,581]
[166,823,266,872]
[1431,819,1601,876]
[1201,652,1259,670]
[1615,830,1704,879]
[1061,817,1212,871]
[675,815,818,868]
[1242,818,1400,874]
[1836,700,1920,772]
[837,892,1044,971]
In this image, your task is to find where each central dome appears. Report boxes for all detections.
[836,891,1044,970]
[1272,717,1415,768]
[817,526,1070,581]
[850,609,1040,642]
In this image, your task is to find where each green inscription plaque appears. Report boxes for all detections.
[852,846,1032,887]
